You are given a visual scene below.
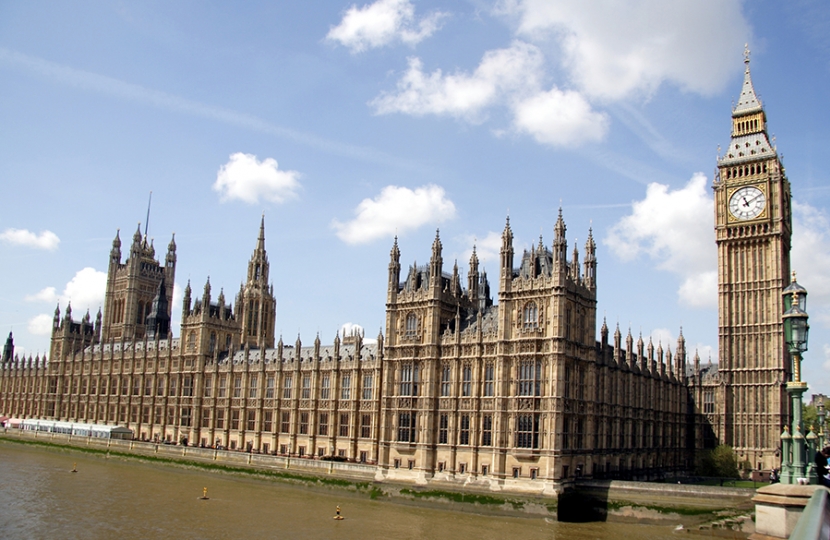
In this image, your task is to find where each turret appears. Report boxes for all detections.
[553,208,567,269]
[110,229,122,265]
[571,242,580,281]
[468,246,479,302]
[500,217,514,290]
[388,236,401,298]
[202,277,212,309]
[182,280,192,317]
[2,332,13,363]
[429,229,443,284]
[166,233,177,270]
[584,228,596,290]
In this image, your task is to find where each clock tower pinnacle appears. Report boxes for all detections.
[710,47,792,471]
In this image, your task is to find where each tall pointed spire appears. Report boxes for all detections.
[257,212,266,252]
[733,44,762,115]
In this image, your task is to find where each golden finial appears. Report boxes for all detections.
[792,270,797,283]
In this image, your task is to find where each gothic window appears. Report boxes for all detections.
[481,415,493,446]
[362,374,373,400]
[203,375,212,397]
[483,363,494,397]
[233,375,242,398]
[180,408,192,427]
[255,264,261,280]
[182,376,193,397]
[405,313,417,336]
[249,374,258,398]
[459,414,470,445]
[264,411,273,432]
[339,413,349,437]
[318,413,329,436]
[440,364,451,397]
[283,375,292,399]
[218,375,227,398]
[230,410,240,430]
[187,331,196,352]
[438,414,448,444]
[399,363,419,396]
[320,373,330,400]
[360,414,371,438]
[280,412,290,433]
[462,364,472,396]
[265,375,275,398]
[518,360,541,396]
[209,332,216,354]
[299,412,309,434]
[341,374,351,400]
[301,374,311,399]
[225,335,232,351]
[516,413,539,449]
[523,302,538,329]
[246,410,256,431]
[703,390,715,414]
[398,412,416,443]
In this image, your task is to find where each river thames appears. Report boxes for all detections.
[0,442,683,539]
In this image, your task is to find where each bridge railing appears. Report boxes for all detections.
[790,487,830,540]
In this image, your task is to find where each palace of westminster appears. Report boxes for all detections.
[0,55,798,489]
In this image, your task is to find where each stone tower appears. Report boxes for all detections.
[237,216,276,349]
[713,48,792,471]
[101,224,176,342]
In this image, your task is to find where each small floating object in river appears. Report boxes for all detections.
[199,487,210,500]
[333,505,344,520]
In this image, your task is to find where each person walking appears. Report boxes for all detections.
[814,446,830,487]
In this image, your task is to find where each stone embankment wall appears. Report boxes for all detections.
[0,428,755,527]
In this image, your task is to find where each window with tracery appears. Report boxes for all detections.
[523,302,538,329]
[405,313,418,336]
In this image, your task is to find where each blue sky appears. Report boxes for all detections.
[2,0,830,394]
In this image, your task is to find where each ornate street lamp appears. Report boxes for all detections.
[780,272,813,484]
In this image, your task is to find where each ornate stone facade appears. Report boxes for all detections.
[0,55,797,485]
[688,51,792,472]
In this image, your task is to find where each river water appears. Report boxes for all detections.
[0,442,681,540]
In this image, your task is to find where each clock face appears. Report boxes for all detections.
[729,186,766,220]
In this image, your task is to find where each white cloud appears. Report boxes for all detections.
[340,322,378,344]
[512,87,608,146]
[213,152,301,205]
[28,314,54,336]
[332,184,456,244]
[26,267,107,312]
[792,201,830,329]
[371,41,543,121]
[0,228,60,250]
[505,0,750,101]
[605,173,716,308]
[341,322,364,337]
[25,287,58,303]
[326,0,447,53]
[462,231,502,268]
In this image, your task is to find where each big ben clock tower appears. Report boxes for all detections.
[713,47,792,471]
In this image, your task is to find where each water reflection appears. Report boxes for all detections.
[0,443,679,539]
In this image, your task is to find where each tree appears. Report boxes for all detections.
[695,445,740,478]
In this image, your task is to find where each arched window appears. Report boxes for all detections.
[187,331,196,352]
[209,332,216,354]
[523,302,538,329]
[405,313,418,336]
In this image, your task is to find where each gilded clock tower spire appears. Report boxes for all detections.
[711,46,792,471]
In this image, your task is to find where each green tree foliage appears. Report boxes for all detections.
[695,445,740,478]
[803,397,829,438]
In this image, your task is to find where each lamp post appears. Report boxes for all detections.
[818,401,826,450]
[780,273,812,484]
